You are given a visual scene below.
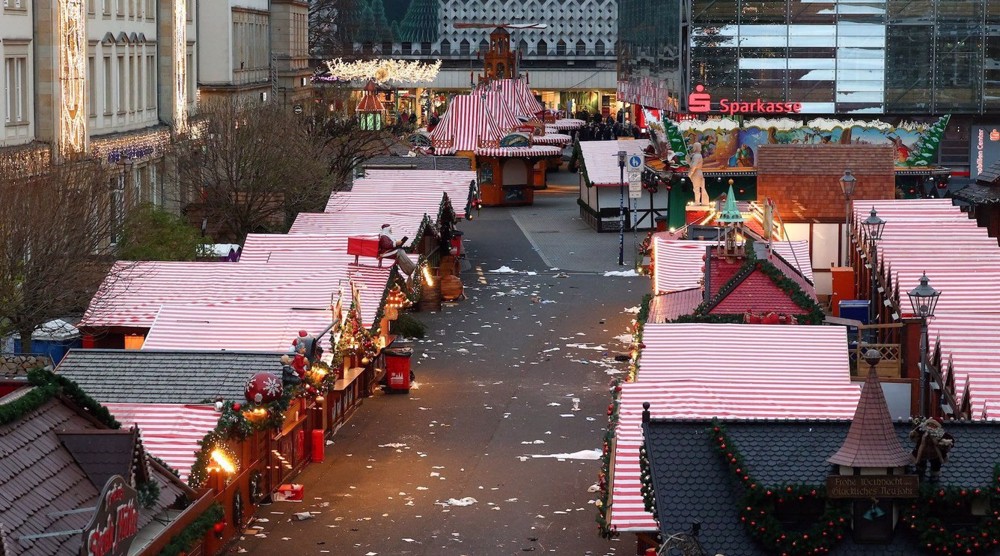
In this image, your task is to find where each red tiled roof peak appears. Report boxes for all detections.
[828,363,914,467]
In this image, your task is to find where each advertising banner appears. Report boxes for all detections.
[970,126,1000,181]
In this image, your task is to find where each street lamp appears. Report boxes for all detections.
[861,207,886,327]
[907,273,941,418]
[618,150,626,267]
[839,170,857,263]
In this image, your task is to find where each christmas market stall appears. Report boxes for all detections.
[640,365,1000,555]
[847,199,1000,420]
[427,93,562,206]
[598,323,861,551]
[53,343,369,553]
[0,369,216,556]
[577,139,663,232]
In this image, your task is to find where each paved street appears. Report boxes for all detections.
[237,170,642,555]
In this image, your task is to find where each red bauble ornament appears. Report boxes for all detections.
[232,403,241,412]
[245,372,283,404]
[213,521,226,534]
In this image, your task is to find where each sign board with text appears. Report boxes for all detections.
[826,474,919,499]
[628,172,642,198]
[81,475,140,556]
[970,126,1000,181]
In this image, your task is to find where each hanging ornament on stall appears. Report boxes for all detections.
[244,372,283,404]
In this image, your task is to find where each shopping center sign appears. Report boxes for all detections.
[689,84,802,116]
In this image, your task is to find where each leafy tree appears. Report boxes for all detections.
[118,203,208,261]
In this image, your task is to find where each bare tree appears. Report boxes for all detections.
[176,98,336,242]
[0,153,124,352]
[304,86,397,191]
[309,0,360,58]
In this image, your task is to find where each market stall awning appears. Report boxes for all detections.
[144,305,337,351]
[651,239,713,294]
[428,93,505,154]
[104,403,220,482]
[532,133,572,146]
[608,323,859,532]
[348,168,476,219]
[550,118,586,130]
[474,145,563,158]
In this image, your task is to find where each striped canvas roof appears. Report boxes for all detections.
[609,323,860,532]
[288,213,427,243]
[851,199,1000,418]
[143,305,336,352]
[81,261,392,329]
[475,145,562,158]
[550,118,586,130]
[651,240,712,294]
[105,403,219,482]
[579,140,649,187]
[480,89,520,132]
[352,169,476,219]
[326,187,461,220]
[761,240,814,283]
[484,78,544,119]
[533,132,573,146]
[428,94,504,154]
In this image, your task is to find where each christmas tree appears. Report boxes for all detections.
[368,0,395,43]
[396,0,438,44]
[905,114,951,167]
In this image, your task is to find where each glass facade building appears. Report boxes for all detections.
[620,0,1000,116]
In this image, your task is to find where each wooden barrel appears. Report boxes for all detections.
[418,269,441,312]
[440,274,463,301]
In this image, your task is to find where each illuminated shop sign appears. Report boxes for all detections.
[970,126,1000,181]
[688,84,802,116]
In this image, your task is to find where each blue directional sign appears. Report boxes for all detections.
[628,154,642,169]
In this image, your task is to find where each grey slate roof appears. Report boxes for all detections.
[55,349,283,404]
[643,418,1000,556]
[0,397,187,555]
[361,155,472,172]
[954,183,1000,205]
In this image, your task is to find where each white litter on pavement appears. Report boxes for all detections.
[520,440,545,444]
[566,343,606,351]
[436,497,478,507]
[613,334,632,344]
[530,449,603,461]
[490,266,519,273]
[604,269,640,277]
[625,306,640,313]
[378,443,407,448]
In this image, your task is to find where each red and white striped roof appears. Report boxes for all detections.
[852,199,1000,416]
[484,78,544,119]
[652,240,713,294]
[105,403,219,482]
[550,118,586,130]
[474,145,562,158]
[533,132,572,146]
[351,169,475,219]
[479,89,521,132]
[143,305,336,352]
[578,140,649,187]
[81,261,391,329]
[289,212,424,240]
[609,323,860,531]
[326,183,469,220]
[428,94,504,153]
[762,240,814,283]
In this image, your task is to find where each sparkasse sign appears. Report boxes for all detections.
[81,475,140,556]
[688,84,802,116]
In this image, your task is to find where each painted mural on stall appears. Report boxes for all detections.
[645,109,950,171]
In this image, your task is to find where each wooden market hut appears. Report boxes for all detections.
[428,93,562,206]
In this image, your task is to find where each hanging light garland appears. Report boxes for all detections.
[323,58,442,85]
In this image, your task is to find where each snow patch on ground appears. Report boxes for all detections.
[528,449,602,461]
[489,266,519,273]
[604,270,640,277]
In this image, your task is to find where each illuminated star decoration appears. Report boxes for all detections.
[323,58,442,84]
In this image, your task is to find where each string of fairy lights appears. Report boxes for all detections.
[324,58,442,84]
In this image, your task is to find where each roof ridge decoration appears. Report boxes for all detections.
[717,184,744,224]
[828,360,914,468]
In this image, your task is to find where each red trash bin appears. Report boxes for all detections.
[384,347,413,393]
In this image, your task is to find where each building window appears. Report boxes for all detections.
[459,39,470,56]
[440,39,451,56]
[402,42,412,55]
[116,0,123,17]
[103,55,112,114]
[149,163,159,205]
[537,40,547,56]
[117,55,125,113]
[595,40,606,56]
[232,10,269,84]
[4,56,28,125]
[556,40,567,56]
[145,0,152,18]
[87,0,95,14]
[102,0,110,15]
[88,56,96,117]
[146,55,155,109]
[575,40,585,56]
[187,51,194,101]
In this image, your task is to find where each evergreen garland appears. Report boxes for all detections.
[156,502,225,556]
[0,369,121,429]
[137,479,161,509]
[902,465,1000,555]
[710,420,851,555]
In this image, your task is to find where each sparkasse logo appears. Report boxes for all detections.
[688,84,711,113]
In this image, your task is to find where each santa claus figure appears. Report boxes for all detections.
[378,224,406,260]
[291,331,312,379]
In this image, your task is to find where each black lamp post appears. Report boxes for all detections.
[839,170,857,264]
[907,273,941,418]
[618,150,626,266]
[861,207,886,327]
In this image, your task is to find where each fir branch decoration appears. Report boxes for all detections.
[156,502,225,556]
[136,479,161,509]
[0,369,122,429]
